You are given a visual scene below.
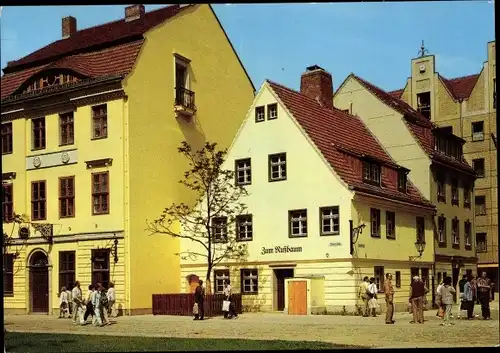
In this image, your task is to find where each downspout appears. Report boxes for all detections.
[459,98,463,138]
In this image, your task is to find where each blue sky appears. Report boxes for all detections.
[0,2,495,91]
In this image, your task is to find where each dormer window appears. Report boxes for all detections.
[22,71,81,94]
[363,161,381,185]
[397,171,407,193]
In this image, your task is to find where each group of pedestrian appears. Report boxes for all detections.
[59,281,117,327]
[192,280,238,321]
[357,271,494,326]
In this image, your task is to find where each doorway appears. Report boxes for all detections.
[452,267,459,303]
[29,251,49,313]
[274,268,294,311]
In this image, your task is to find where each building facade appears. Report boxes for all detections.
[1,4,255,315]
[334,72,478,300]
[388,41,497,288]
[180,66,436,314]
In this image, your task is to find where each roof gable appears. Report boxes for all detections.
[267,80,433,208]
[438,73,480,101]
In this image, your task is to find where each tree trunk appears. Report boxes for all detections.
[205,279,212,295]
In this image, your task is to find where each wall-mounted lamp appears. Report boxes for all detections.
[409,239,426,261]
[349,220,366,255]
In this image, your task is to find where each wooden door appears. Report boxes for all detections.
[31,267,49,312]
[288,281,307,315]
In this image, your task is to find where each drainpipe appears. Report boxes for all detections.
[459,98,464,138]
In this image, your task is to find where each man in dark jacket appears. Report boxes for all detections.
[409,276,428,324]
[194,280,205,320]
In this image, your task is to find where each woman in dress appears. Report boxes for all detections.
[59,286,69,318]
[367,277,379,317]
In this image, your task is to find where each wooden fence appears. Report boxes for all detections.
[152,293,242,316]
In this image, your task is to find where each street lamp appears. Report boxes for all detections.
[409,238,426,261]
[349,220,366,255]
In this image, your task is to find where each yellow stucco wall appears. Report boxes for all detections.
[123,4,255,311]
[3,98,127,313]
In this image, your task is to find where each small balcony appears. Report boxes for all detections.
[174,87,196,117]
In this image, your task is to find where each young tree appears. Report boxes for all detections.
[147,141,249,294]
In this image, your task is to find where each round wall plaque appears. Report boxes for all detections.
[61,152,70,164]
[33,157,42,168]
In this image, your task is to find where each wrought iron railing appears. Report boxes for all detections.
[175,87,196,110]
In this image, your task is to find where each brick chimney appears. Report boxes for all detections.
[125,4,145,22]
[62,16,77,39]
[300,65,334,109]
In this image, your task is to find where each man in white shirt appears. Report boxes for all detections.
[107,282,116,318]
[223,280,238,319]
[71,281,83,324]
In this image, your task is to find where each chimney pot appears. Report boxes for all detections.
[300,65,334,110]
[62,16,77,39]
[125,4,145,22]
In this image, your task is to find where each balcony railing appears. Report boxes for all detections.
[175,87,196,112]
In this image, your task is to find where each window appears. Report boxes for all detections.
[3,254,14,296]
[463,184,471,208]
[417,92,431,119]
[320,206,340,235]
[476,233,487,253]
[60,112,74,145]
[472,159,485,178]
[416,216,425,243]
[451,179,458,205]
[91,249,110,289]
[59,251,75,291]
[464,221,472,248]
[1,122,13,154]
[92,172,109,215]
[236,215,253,241]
[475,196,486,216]
[341,109,349,114]
[59,176,75,218]
[212,217,228,243]
[395,271,401,288]
[398,171,407,193]
[374,266,384,292]
[289,209,307,237]
[214,270,230,294]
[2,183,13,223]
[363,161,381,185]
[386,211,396,239]
[438,216,446,245]
[269,153,287,181]
[31,180,46,221]
[267,103,278,120]
[241,269,258,294]
[370,208,381,237]
[255,106,265,122]
[437,174,446,202]
[472,121,484,141]
[175,61,188,90]
[452,218,459,247]
[494,78,496,109]
[421,268,430,289]
[32,117,46,150]
[92,105,108,139]
[235,158,251,185]
[174,60,194,110]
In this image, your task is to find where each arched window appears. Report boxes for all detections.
[18,70,84,94]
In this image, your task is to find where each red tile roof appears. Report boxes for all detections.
[1,5,192,100]
[1,40,143,99]
[349,75,475,176]
[4,5,189,72]
[439,74,480,101]
[388,88,403,98]
[267,80,434,209]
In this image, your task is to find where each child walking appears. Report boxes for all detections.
[59,286,69,318]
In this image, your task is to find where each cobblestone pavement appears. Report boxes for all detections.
[5,303,499,349]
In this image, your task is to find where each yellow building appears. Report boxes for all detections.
[335,71,478,301]
[385,41,497,289]
[1,4,255,315]
[180,66,436,314]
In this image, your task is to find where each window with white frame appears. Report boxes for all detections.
[452,218,459,246]
[235,158,252,185]
[464,220,472,247]
[370,208,381,237]
[267,103,278,120]
[236,214,253,241]
[241,269,258,294]
[269,153,287,181]
[438,216,446,244]
[214,269,230,294]
[320,206,339,235]
[255,106,265,122]
[212,217,227,243]
[289,209,307,237]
